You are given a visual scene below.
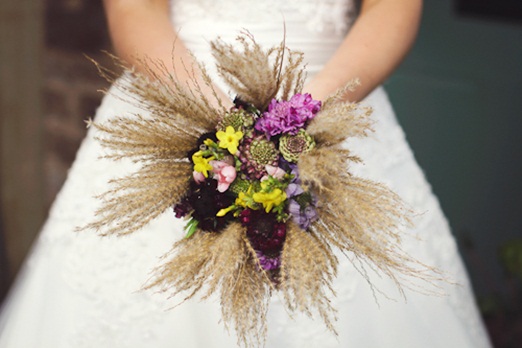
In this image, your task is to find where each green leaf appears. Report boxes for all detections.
[184,218,199,239]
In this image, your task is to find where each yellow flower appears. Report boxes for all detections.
[253,188,287,213]
[216,205,235,217]
[203,138,216,147]
[192,151,214,177]
[216,126,243,154]
[235,186,257,210]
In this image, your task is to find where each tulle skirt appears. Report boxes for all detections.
[0,80,491,347]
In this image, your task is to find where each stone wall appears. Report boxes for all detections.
[1,0,46,297]
[0,0,112,304]
[43,0,111,207]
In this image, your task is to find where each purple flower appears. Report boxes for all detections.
[289,93,321,114]
[279,158,300,183]
[288,199,318,230]
[173,198,192,218]
[289,164,300,183]
[255,93,321,138]
[286,183,304,198]
[256,251,281,271]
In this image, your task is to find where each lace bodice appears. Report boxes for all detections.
[170,0,357,80]
[170,0,356,34]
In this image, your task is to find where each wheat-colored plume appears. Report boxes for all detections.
[144,223,272,348]
[82,32,441,348]
[82,50,227,236]
[298,129,440,296]
[211,31,306,111]
[280,222,338,334]
[308,99,374,147]
[82,161,192,236]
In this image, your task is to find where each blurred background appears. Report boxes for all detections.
[0,0,521,346]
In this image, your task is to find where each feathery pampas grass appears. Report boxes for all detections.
[81,31,441,347]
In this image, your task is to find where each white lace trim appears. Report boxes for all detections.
[171,0,356,35]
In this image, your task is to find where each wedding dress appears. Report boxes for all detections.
[0,0,492,347]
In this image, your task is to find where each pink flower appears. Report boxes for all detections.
[261,165,286,181]
[210,160,237,192]
[193,171,206,184]
[254,93,321,138]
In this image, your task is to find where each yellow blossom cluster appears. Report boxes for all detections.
[216,126,243,154]
[192,151,214,177]
[217,181,287,217]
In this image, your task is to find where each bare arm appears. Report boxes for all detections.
[303,0,423,102]
[104,0,421,103]
[103,0,229,102]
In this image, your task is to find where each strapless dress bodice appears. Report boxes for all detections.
[169,0,357,78]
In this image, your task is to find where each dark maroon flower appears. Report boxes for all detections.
[242,209,286,256]
[173,197,192,218]
[186,178,235,232]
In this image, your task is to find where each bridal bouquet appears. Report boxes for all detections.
[85,32,429,347]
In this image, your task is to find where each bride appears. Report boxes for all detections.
[0,0,492,347]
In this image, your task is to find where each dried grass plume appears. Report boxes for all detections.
[81,32,442,347]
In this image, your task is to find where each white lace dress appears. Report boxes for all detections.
[0,0,492,347]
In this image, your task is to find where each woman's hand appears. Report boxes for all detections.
[303,0,423,102]
[103,0,182,76]
[103,0,231,106]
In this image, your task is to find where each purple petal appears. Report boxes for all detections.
[288,200,301,215]
[286,183,304,197]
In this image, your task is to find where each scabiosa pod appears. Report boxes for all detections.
[279,129,316,162]
[239,135,280,179]
[217,108,256,134]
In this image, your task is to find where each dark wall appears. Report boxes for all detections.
[43,0,110,209]
[46,0,110,53]
[0,0,110,302]
[457,0,522,24]
[387,1,522,345]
